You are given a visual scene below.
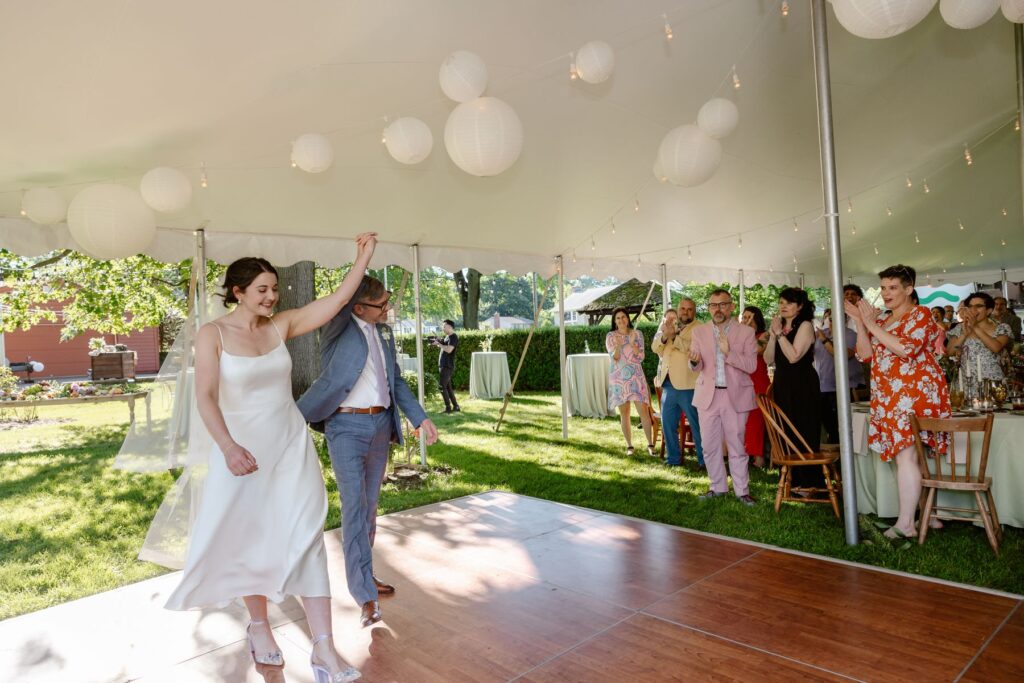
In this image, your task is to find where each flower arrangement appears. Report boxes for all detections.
[0,380,132,401]
[479,332,495,352]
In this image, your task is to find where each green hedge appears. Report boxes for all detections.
[397,324,662,392]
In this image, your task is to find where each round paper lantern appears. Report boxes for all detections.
[67,184,156,260]
[832,0,937,39]
[697,98,739,139]
[657,124,722,188]
[444,97,523,177]
[139,167,192,213]
[384,117,434,165]
[22,187,66,225]
[575,40,615,84]
[439,51,488,103]
[1002,0,1024,22]
[291,133,334,173]
[940,0,999,28]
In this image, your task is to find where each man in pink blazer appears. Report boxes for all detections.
[688,289,758,505]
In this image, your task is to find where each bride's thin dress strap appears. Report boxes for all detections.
[211,322,226,354]
[268,317,284,342]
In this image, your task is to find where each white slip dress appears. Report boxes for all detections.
[164,320,330,609]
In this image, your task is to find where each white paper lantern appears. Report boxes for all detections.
[139,167,192,213]
[940,0,999,28]
[384,117,434,165]
[1002,0,1024,22]
[575,40,615,84]
[444,97,523,177]
[832,0,937,39]
[697,98,739,139]
[291,133,334,173]
[67,184,156,260]
[22,187,66,225]
[657,124,722,188]
[439,51,488,103]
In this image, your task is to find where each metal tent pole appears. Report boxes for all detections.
[798,273,806,289]
[1017,24,1024,224]
[738,269,746,312]
[558,256,568,439]
[811,0,858,545]
[1002,268,1010,300]
[195,229,207,324]
[413,245,427,466]
[661,263,670,314]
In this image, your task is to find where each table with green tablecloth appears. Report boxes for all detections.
[852,407,1024,527]
[469,352,511,400]
[566,353,611,418]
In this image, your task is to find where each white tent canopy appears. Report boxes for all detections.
[0,0,1020,286]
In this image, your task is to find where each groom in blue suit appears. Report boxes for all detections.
[298,275,438,627]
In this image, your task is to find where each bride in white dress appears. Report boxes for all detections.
[164,233,376,683]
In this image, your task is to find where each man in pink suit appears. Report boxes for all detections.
[688,289,758,505]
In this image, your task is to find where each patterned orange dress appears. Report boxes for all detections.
[864,305,950,461]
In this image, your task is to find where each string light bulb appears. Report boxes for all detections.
[687,245,692,260]
[979,249,984,257]
[19,191,26,216]
[769,264,774,272]
[731,65,741,90]
[737,234,743,249]
[905,175,913,188]
[590,237,596,252]
[1001,237,1007,247]
[885,206,892,217]
[1002,207,1008,217]
[610,220,616,235]
[569,53,578,81]
[873,243,879,255]
[637,254,642,267]
[963,143,972,166]
[663,14,673,41]
[781,0,790,17]
[200,162,208,188]
[634,198,640,213]
[820,240,825,251]
[958,218,964,230]
[851,223,857,235]
[1017,115,1021,132]
[923,179,930,194]
[591,262,595,274]
[847,198,853,213]
[914,232,920,244]
[792,254,798,264]
[792,218,799,232]
[572,251,577,264]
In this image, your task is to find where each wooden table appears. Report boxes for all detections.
[1,391,152,430]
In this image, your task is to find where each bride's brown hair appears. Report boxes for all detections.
[221,257,278,307]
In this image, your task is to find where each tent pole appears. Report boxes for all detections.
[1002,268,1010,300]
[532,272,538,316]
[195,229,207,324]
[661,264,670,314]
[413,245,427,467]
[798,273,806,289]
[1017,24,1024,228]
[558,257,568,439]
[495,286,549,432]
[811,0,858,545]
[738,269,746,312]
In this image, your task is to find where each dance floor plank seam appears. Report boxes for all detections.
[2,490,1021,682]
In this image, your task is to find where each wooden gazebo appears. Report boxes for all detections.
[575,279,663,326]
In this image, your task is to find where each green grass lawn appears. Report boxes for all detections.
[1,392,1021,620]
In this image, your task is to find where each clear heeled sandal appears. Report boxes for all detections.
[246,620,284,667]
[310,633,361,683]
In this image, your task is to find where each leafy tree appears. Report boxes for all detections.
[671,282,831,321]
[453,268,482,329]
[479,272,535,320]
[0,248,221,342]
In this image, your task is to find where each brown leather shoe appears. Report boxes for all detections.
[360,600,381,628]
[373,576,395,595]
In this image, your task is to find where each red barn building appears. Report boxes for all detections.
[1,295,160,379]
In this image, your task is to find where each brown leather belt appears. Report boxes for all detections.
[335,406,388,415]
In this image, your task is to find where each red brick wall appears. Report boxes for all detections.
[2,308,160,379]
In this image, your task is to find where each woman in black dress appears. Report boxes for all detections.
[764,287,822,491]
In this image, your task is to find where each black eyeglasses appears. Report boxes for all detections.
[358,299,391,310]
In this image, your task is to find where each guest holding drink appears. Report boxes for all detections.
[740,305,770,468]
[845,264,950,540]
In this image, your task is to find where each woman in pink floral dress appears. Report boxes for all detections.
[845,264,949,540]
[606,307,654,456]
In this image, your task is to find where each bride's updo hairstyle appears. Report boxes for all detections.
[221,257,278,307]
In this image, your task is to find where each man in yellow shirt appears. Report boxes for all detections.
[652,298,704,468]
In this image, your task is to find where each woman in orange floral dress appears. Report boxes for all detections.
[845,264,949,540]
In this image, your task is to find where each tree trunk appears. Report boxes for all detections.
[454,268,481,329]
[276,261,319,399]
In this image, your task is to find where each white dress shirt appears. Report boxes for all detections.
[340,317,391,409]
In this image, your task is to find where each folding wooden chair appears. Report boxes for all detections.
[757,395,842,517]
[910,414,1001,555]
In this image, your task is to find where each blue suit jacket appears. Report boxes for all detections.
[297,303,427,442]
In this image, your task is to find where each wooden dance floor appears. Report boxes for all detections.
[2,491,1022,682]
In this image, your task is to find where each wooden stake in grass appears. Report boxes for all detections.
[494,284,549,433]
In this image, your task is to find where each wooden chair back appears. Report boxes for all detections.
[756,395,814,463]
[910,414,994,484]
[850,387,870,402]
